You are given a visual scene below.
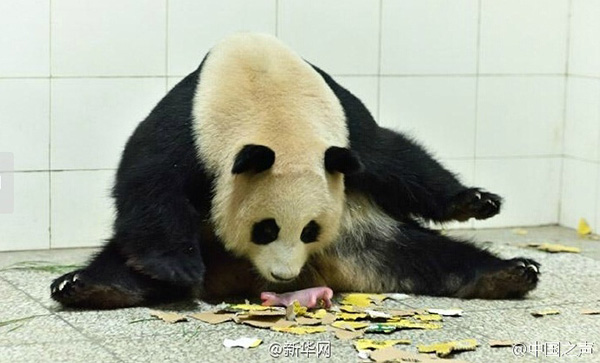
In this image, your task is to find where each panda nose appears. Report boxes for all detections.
[271,272,296,282]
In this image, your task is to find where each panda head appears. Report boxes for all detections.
[215,143,363,283]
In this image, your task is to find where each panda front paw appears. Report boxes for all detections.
[448,188,502,221]
[126,248,205,285]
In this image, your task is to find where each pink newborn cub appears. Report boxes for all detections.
[260,286,334,308]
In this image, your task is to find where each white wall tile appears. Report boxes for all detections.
[0,0,50,76]
[168,0,276,76]
[333,76,379,119]
[473,158,561,228]
[0,79,49,171]
[51,170,114,248]
[564,77,600,161]
[569,0,600,77]
[560,158,598,231]
[379,77,476,159]
[381,0,478,75]
[278,0,379,75]
[51,0,166,76]
[51,78,166,170]
[596,163,600,232]
[0,172,49,251]
[480,0,569,74]
[476,76,564,158]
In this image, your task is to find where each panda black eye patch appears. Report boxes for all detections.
[251,218,280,245]
[301,220,320,243]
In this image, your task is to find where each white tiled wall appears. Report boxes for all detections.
[560,0,600,231]
[381,0,479,75]
[168,0,277,76]
[51,0,167,77]
[0,1,596,251]
[0,0,50,77]
[50,78,166,170]
[50,170,115,248]
[279,0,380,75]
[476,76,564,158]
[479,0,569,74]
[379,77,477,159]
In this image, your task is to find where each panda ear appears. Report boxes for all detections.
[232,144,275,174]
[324,146,364,175]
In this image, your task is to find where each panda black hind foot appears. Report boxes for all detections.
[457,258,541,299]
[447,188,502,222]
[51,270,145,309]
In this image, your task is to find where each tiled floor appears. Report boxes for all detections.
[0,226,598,362]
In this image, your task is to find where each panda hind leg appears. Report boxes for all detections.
[335,226,542,299]
[456,257,540,299]
[51,242,192,309]
[406,229,541,299]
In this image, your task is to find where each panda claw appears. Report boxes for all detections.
[58,280,68,291]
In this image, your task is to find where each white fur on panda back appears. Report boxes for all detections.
[192,33,348,176]
[191,33,349,256]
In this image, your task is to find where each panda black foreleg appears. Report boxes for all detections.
[347,128,502,223]
[311,65,501,223]
[113,197,206,285]
[110,148,209,285]
[51,241,192,309]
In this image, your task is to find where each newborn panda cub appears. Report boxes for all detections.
[51,33,540,309]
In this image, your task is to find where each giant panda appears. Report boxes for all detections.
[51,33,540,309]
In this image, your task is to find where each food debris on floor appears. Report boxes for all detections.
[417,338,479,357]
[530,309,560,317]
[149,310,188,324]
[222,337,262,349]
[145,292,477,359]
[526,243,581,253]
[488,339,517,347]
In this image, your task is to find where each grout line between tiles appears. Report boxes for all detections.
[597,104,600,230]
[3,168,117,173]
[0,275,124,362]
[568,74,600,80]
[164,0,169,91]
[473,0,483,193]
[593,161,600,235]
[1,155,579,174]
[558,0,574,225]
[275,0,279,36]
[48,0,53,250]
[0,73,573,81]
[375,0,383,122]
[0,75,169,80]
[562,154,600,164]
